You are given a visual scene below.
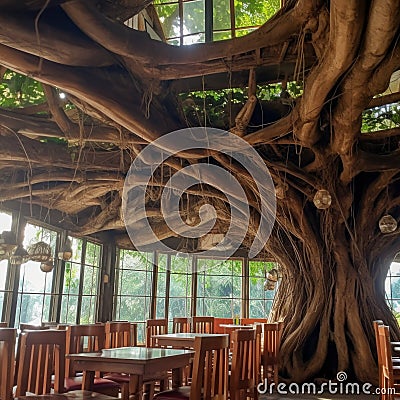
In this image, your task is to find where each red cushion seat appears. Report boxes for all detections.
[65,376,120,392]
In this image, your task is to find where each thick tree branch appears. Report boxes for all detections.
[0,9,115,67]
[62,0,322,69]
[0,44,181,145]
[296,0,366,147]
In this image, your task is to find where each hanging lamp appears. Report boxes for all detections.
[264,268,279,291]
[379,214,397,234]
[9,245,30,265]
[40,258,54,273]
[313,189,332,209]
[27,241,52,262]
[57,238,73,261]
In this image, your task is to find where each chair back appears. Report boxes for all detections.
[146,319,168,347]
[65,324,106,377]
[241,318,268,325]
[214,318,234,334]
[262,321,283,384]
[172,317,190,333]
[105,321,137,348]
[0,328,16,400]
[191,334,229,400]
[0,322,7,328]
[19,323,47,331]
[373,320,384,389]
[254,323,263,384]
[378,324,396,400]
[230,329,257,400]
[14,329,66,396]
[192,316,214,333]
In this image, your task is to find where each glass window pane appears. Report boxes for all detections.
[213,0,230,30]
[154,3,180,40]
[235,0,280,28]
[183,0,204,35]
[114,250,154,325]
[16,223,57,326]
[248,261,278,318]
[196,258,242,318]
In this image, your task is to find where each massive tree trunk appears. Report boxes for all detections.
[268,172,400,384]
[0,0,399,384]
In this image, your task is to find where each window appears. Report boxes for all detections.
[60,238,102,324]
[154,0,280,45]
[114,250,154,343]
[0,211,12,318]
[81,241,102,323]
[15,223,57,326]
[168,255,192,323]
[248,260,276,318]
[386,256,400,313]
[196,258,242,317]
[155,253,168,319]
[60,237,82,324]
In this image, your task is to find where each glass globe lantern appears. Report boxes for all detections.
[379,214,397,234]
[313,189,332,209]
[40,258,54,273]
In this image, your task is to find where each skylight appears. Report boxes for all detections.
[154,0,281,45]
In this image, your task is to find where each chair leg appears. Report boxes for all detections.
[273,363,279,385]
[120,383,130,400]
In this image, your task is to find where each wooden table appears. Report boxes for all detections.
[67,347,193,400]
[152,333,228,348]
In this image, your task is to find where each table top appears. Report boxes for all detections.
[219,324,254,329]
[67,346,193,362]
[67,346,194,377]
[152,333,228,341]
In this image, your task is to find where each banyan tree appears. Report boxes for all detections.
[0,0,400,384]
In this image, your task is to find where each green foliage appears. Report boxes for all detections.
[362,102,400,132]
[179,82,301,128]
[0,70,45,107]
[393,310,400,326]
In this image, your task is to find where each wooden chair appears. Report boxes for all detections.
[13,324,52,386]
[214,318,234,334]
[103,321,138,400]
[0,328,16,400]
[0,322,8,328]
[146,319,168,347]
[14,329,66,396]
[65,324,120,396]
[105,321,137,348]
[378,324,400,400]
[154,334,229,400]
[230,329,258,400]
[241,318,268,325]
[191,316,214,333]
[254,323,263,384]
[172,317,190,333]
[144,319,169,397]
[374,320,400,390]
[261,321,283,385]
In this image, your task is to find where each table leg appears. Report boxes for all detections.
[171,367,183,388]
[82,370,95,390]
[129,374,144,400]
